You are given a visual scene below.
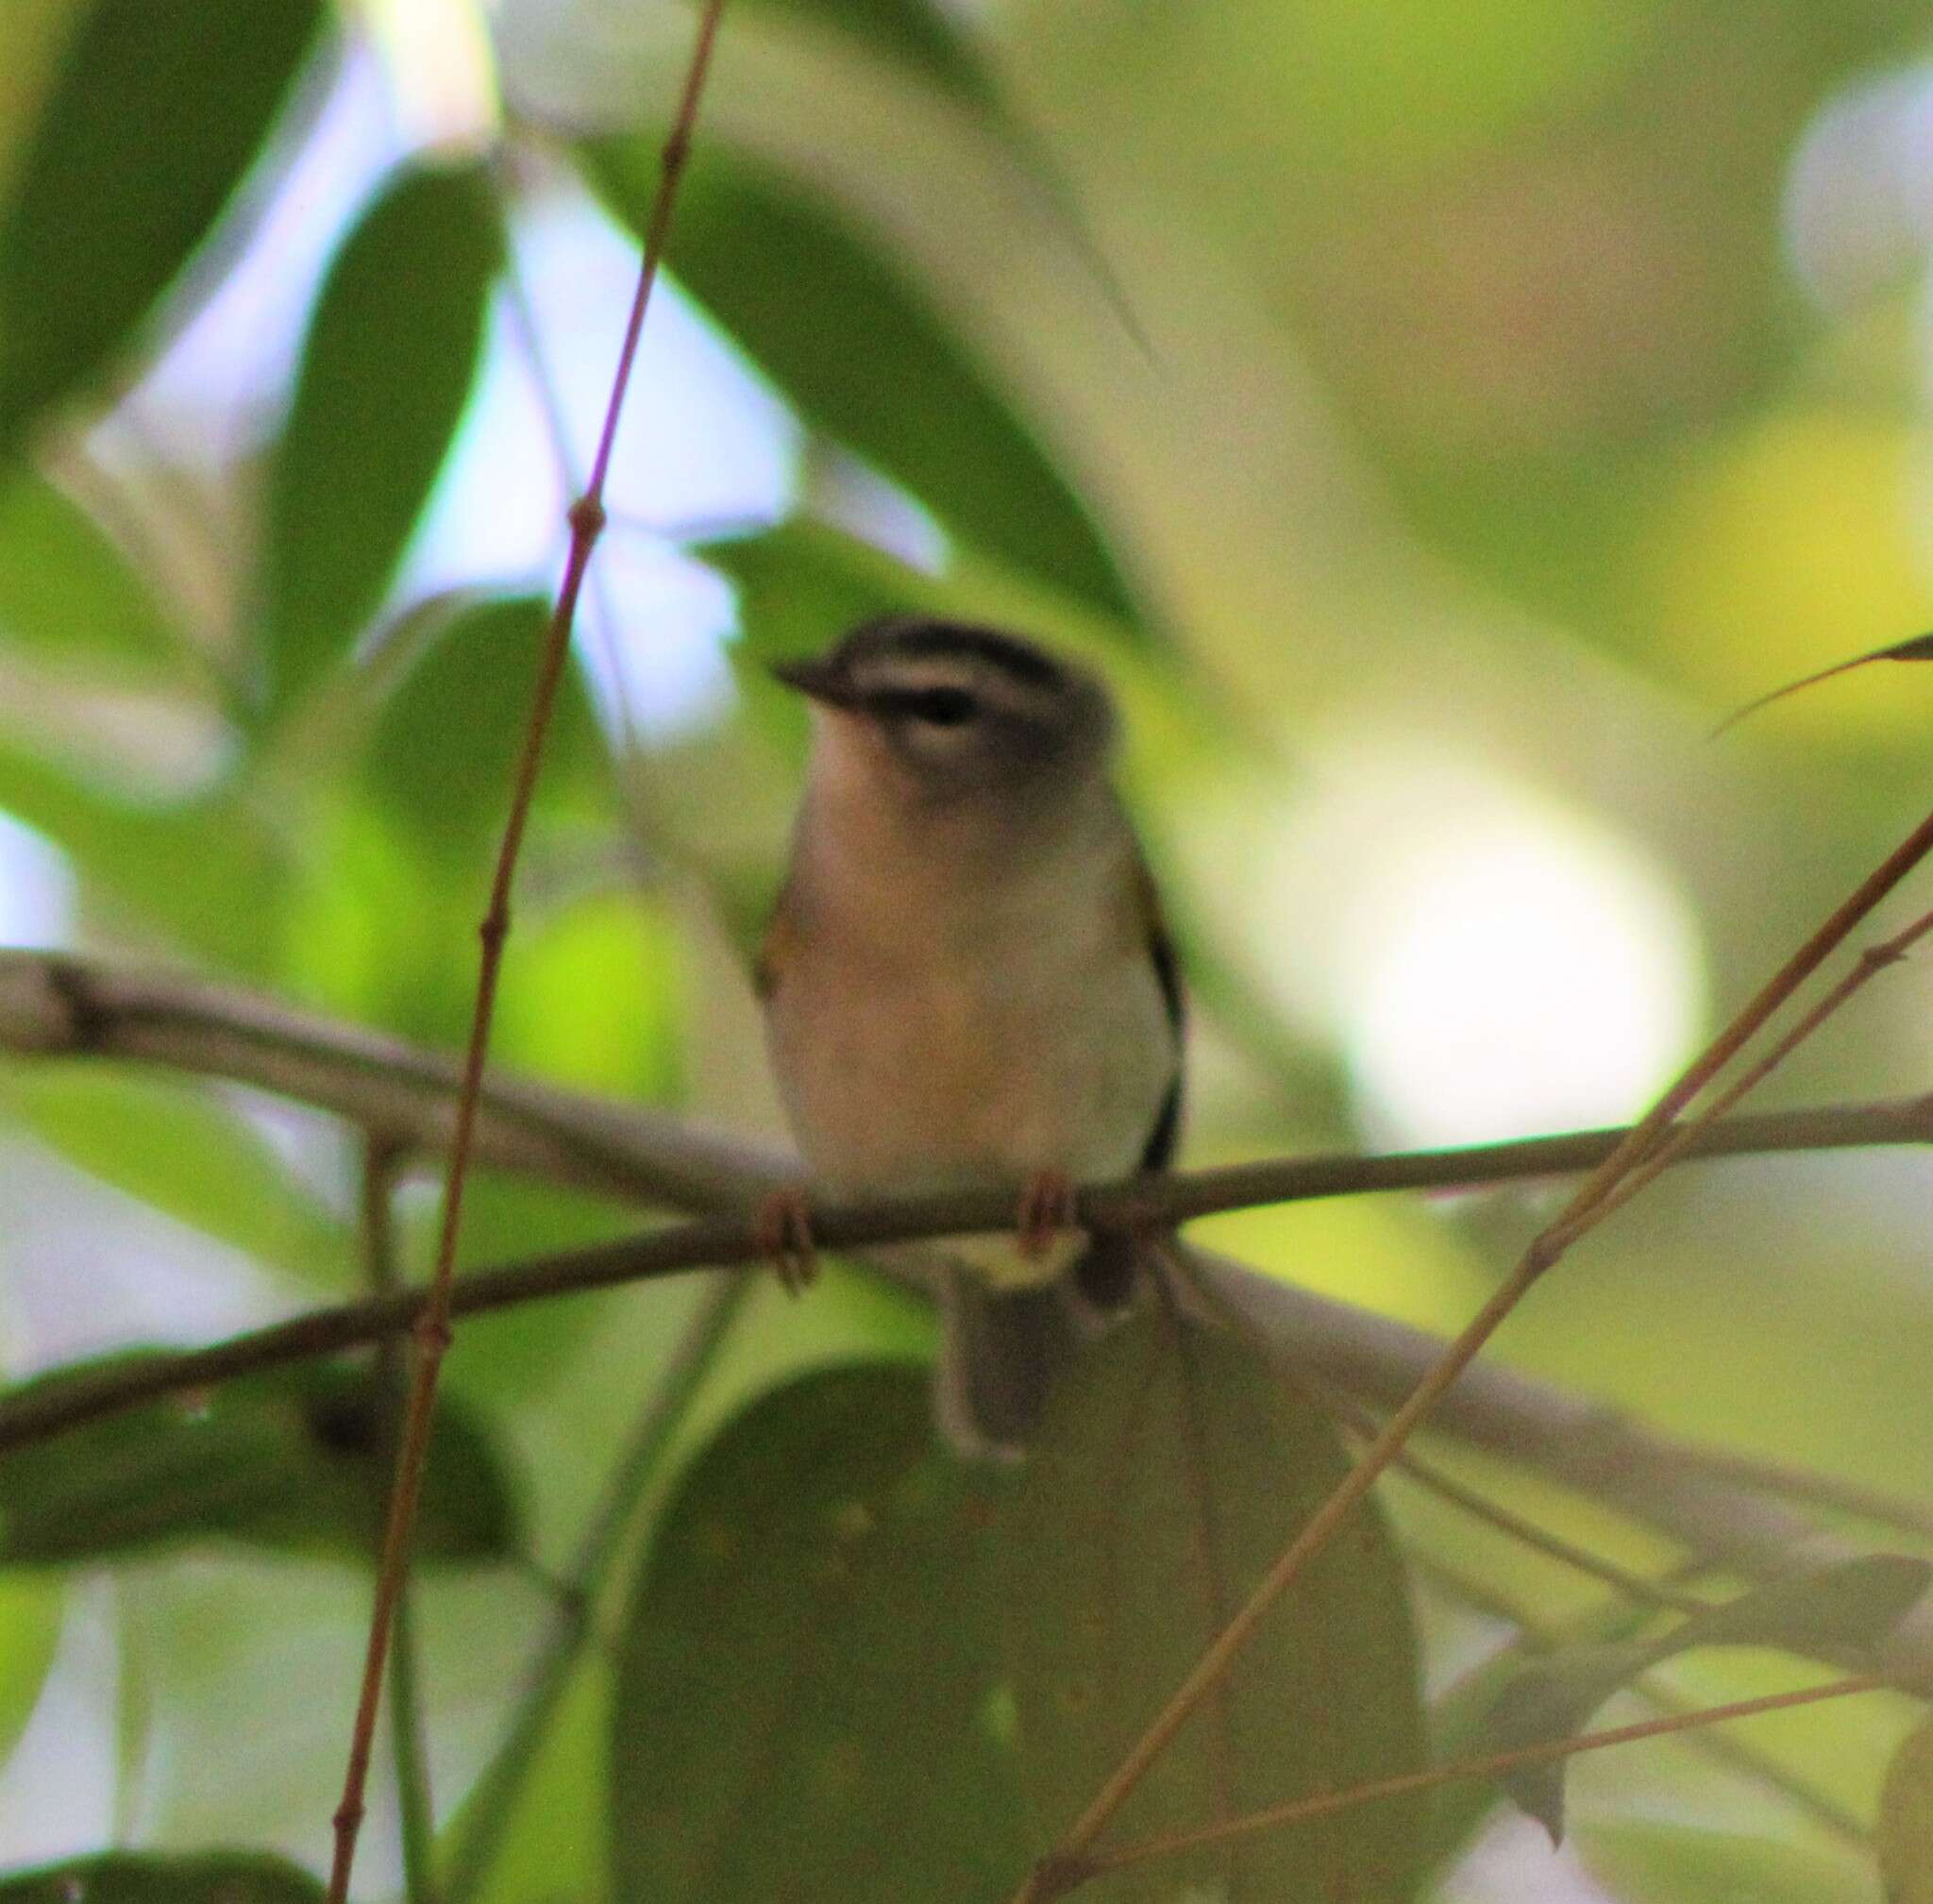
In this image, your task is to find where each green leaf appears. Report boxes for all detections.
[0,757,286,975]
[610,1365,1026,1904]
[0,471,189,675]
[1485,1555,1930,1840]
[2,1070,348,1285]
[0,1571,61,1775]
[589,143,1136,622]
[362,594,599,866]
[0,1853,325,1904]
[0,0,327,452]
[766,0,997,110]
[1581,1821,1876,1904]
[259,160,503,716]
[1880,1717,1933,1904]
[0,1359,519,1566]
[995,1310,1427,1903]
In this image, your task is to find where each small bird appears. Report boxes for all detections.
[756,615,1184,1454]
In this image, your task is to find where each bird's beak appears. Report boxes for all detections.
[770,655,860,707]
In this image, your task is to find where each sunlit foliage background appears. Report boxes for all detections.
[3,0,1933,1898]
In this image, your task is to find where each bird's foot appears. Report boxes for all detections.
[1016,1169,1077,1262]
[754,1185,818,1294]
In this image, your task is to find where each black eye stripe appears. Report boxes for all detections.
[868,686,980,726]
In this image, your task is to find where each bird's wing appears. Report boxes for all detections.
[1131,850,1185,1172]
[751,879,799,1001]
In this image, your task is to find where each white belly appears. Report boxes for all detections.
[763,899,1174,1283]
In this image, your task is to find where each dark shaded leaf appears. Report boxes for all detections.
[1487,1555,1929,1839]
[610,1365,1025,1904]
[588,143,1136,622]
[363,594,599,865]
[1880,1716,1933,1904]
[0,1853,324,1904]
[0,1358,519,1566]
[0,0,326,452]
[259,160,502,716]
[996,1309,1427,1903]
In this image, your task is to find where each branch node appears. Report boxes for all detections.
[660,126,691,177]
[566,494,607,545]
[412,1315,454,1359]
[479,904,511,952]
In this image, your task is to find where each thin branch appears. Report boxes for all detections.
[1014,799,1933,1899]
[325,8,730,1896]
[443,1273,748,1904]
[361,1142,435,1904]
[1050,1676,1891,1896]
[1414,1557,1873,1852]
[9,947,1933,1222]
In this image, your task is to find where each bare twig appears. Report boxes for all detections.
[1415,1558,1872,1851]
[1049,1676,1891,1896]
[325,8,730,1895]
[361,1142,435,1904]
[1013,800,1933,1900]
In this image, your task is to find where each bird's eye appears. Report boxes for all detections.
[899,687,978,727]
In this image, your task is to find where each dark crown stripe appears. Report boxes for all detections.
[847,616,1064,689]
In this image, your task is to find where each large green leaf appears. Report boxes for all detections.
[995,1310,1426,1903]
[259,160,503,717]
[610,1365,1025,1904]
[589,143,1136,624]
[0,1358,519,1566]
[0,0,327,452]
[1483,1556,1930,1840]
[0,1853,324,1904]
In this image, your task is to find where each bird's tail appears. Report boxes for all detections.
[933,1271,1084,1460]
[934,1237,1145,1458]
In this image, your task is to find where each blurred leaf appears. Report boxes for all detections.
[0,756,285,974]
[0,1853,324,1904]
[462,1652,612,1904]
[2,1070,347,1284]
[362,595,599,867]
[439,1171,645,1403]
[1580,1820,1876,1904]
[0,0,326,452]
[765,0,995,110]
[590,143,1136,622]
[610,1365,1025,1904]
[496,890,685,1100]
[0,1359,519,1566]
[1882,1717,1933,1904]
[0,1572,60,1775]
[259,160,502,716]
[1486,1556,1929,1840]
[0,472,190,676]
[996,1310,1426,1903]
